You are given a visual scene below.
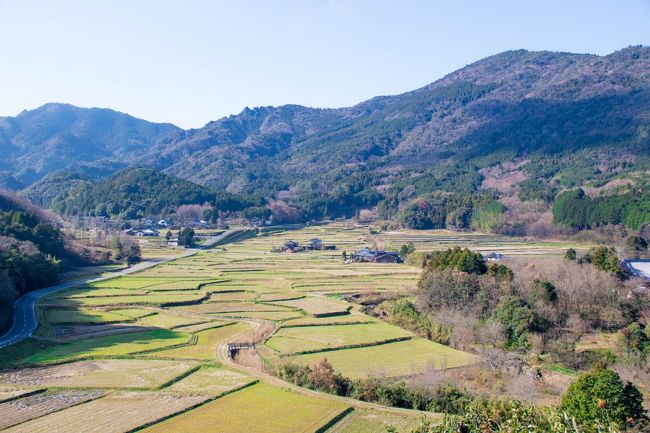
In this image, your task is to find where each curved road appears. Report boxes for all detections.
[0,248,198,348]
[0,229,244,348]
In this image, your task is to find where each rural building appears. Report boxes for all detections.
[308,238,323,250]
[280,240,304,253]
[485,252,504,261]
[136,228,159,237]
[352,247,403,264]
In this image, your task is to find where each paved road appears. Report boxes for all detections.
[199,229,238,249]
[0,248,197,348]
[0,229,251,348]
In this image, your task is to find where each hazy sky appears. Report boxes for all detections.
[1,0,649,128]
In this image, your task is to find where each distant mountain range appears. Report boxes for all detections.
[3,46,650,228]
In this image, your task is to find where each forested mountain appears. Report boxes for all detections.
[0,191,71,329]
[4,46,650,231]
[0,103,179,184]
[50,168,255,220]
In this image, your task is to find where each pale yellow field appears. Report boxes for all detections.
[168,366,254,395]
[2,392,209,433]
[0,359,198,389]
[149,323,250,360]
[142,383,349,433]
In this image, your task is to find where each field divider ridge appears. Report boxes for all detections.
[314,406,355,433]
[279,336,413,357]
[126,379,261,433]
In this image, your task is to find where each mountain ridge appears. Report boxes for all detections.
[3,46,650,227]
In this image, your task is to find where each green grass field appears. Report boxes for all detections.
[44,293,206,307]
[149,323,248,360]
[14,329,192,364]
[142,382,349,433]
[44,308,132,324]
[266,322,412,355]
[326,408,429,433]
[293,338,479,378]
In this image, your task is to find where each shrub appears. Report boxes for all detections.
[178,227,195,247]
[487,263,513,283]
[425,247,487,275]
[386,299,450,344]
[530,279,558,304]
[492,296,535,351]
[561,368,646,428]
[564,247,577,261]
[584,246,624,277]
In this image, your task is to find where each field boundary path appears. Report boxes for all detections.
[215,319,439,421]
[0,248,198,348]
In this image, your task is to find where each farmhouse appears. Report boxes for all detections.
[136,229,160,237]
[273,238,335,253]
[308,238,323,250]
[281,240,304,253]
[352,247,403,264]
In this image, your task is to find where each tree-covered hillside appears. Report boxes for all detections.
[5,46,650,231]
[0,192,71,329]
[0,103,179,184]
[50,168,255,220]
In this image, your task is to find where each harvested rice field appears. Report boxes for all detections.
[0,222,575,432]
[168,366,255,395]
[0,389,105,430]
[0,387,42,403]
[1,391,210,433]
[265,322,412,355]
[269,296,351,316]
[293,338,479,378]
[148,323,249,360]
[325,408,430,433]
[0,359,198,388]
[142,383,349,433]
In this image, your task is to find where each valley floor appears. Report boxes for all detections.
[0,223,590,432]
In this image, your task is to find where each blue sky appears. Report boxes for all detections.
[1,0,649,128]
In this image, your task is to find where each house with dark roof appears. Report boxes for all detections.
[352,247,403,264]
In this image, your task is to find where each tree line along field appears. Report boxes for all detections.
[0,223,589,432]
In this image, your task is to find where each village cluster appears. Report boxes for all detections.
[273,239,404,264]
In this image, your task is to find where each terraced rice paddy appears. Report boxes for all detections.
[283,313,376,326]
[266,322,412,355]
[16,329,192,364]
[269,296,351,316]
[0,390,105,430]
[45,293,207,307]
[44,308,132,324]
[138,312,209,329]
[2,392,210,433]
[148,323,249,360]
[293,338,479,378]
[168,366,254,395]
[142,383,349,433]
[0,222,584,431]
[0,359,198,388]
[326,408,429,433]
